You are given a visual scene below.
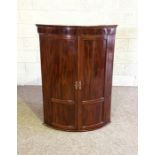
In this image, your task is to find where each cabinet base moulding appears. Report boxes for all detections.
[43,121,111,132]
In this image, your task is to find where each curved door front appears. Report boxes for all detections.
[48,36,78,130]
[78,36,107,130]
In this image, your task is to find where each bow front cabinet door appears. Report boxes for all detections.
[37,25,117,131]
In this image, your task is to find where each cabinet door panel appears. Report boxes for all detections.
[79,36,106,129]
[52,99,75,129]
[81,97,104,128]
[48,36,77,129]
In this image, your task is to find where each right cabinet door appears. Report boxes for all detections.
[79,36,107,130]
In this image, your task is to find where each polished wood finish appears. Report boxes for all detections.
[36,25,117,131]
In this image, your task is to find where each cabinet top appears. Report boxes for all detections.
[36,24,117,35]
[36,24,117,28]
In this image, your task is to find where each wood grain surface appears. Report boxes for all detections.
[37,25,117,131]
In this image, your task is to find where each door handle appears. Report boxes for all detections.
[78,81,81,90]
[74,81,82,90]
[74,81,78,90]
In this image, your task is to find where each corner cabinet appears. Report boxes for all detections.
[36,25,117,131]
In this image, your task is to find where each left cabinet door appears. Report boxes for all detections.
[40,35,78,130]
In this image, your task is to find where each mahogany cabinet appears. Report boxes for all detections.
[36,25,117,131]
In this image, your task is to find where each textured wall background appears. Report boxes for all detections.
[17,0,137,86]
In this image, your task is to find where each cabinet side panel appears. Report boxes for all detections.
[104,33,116,122]
[39,35,52,124]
